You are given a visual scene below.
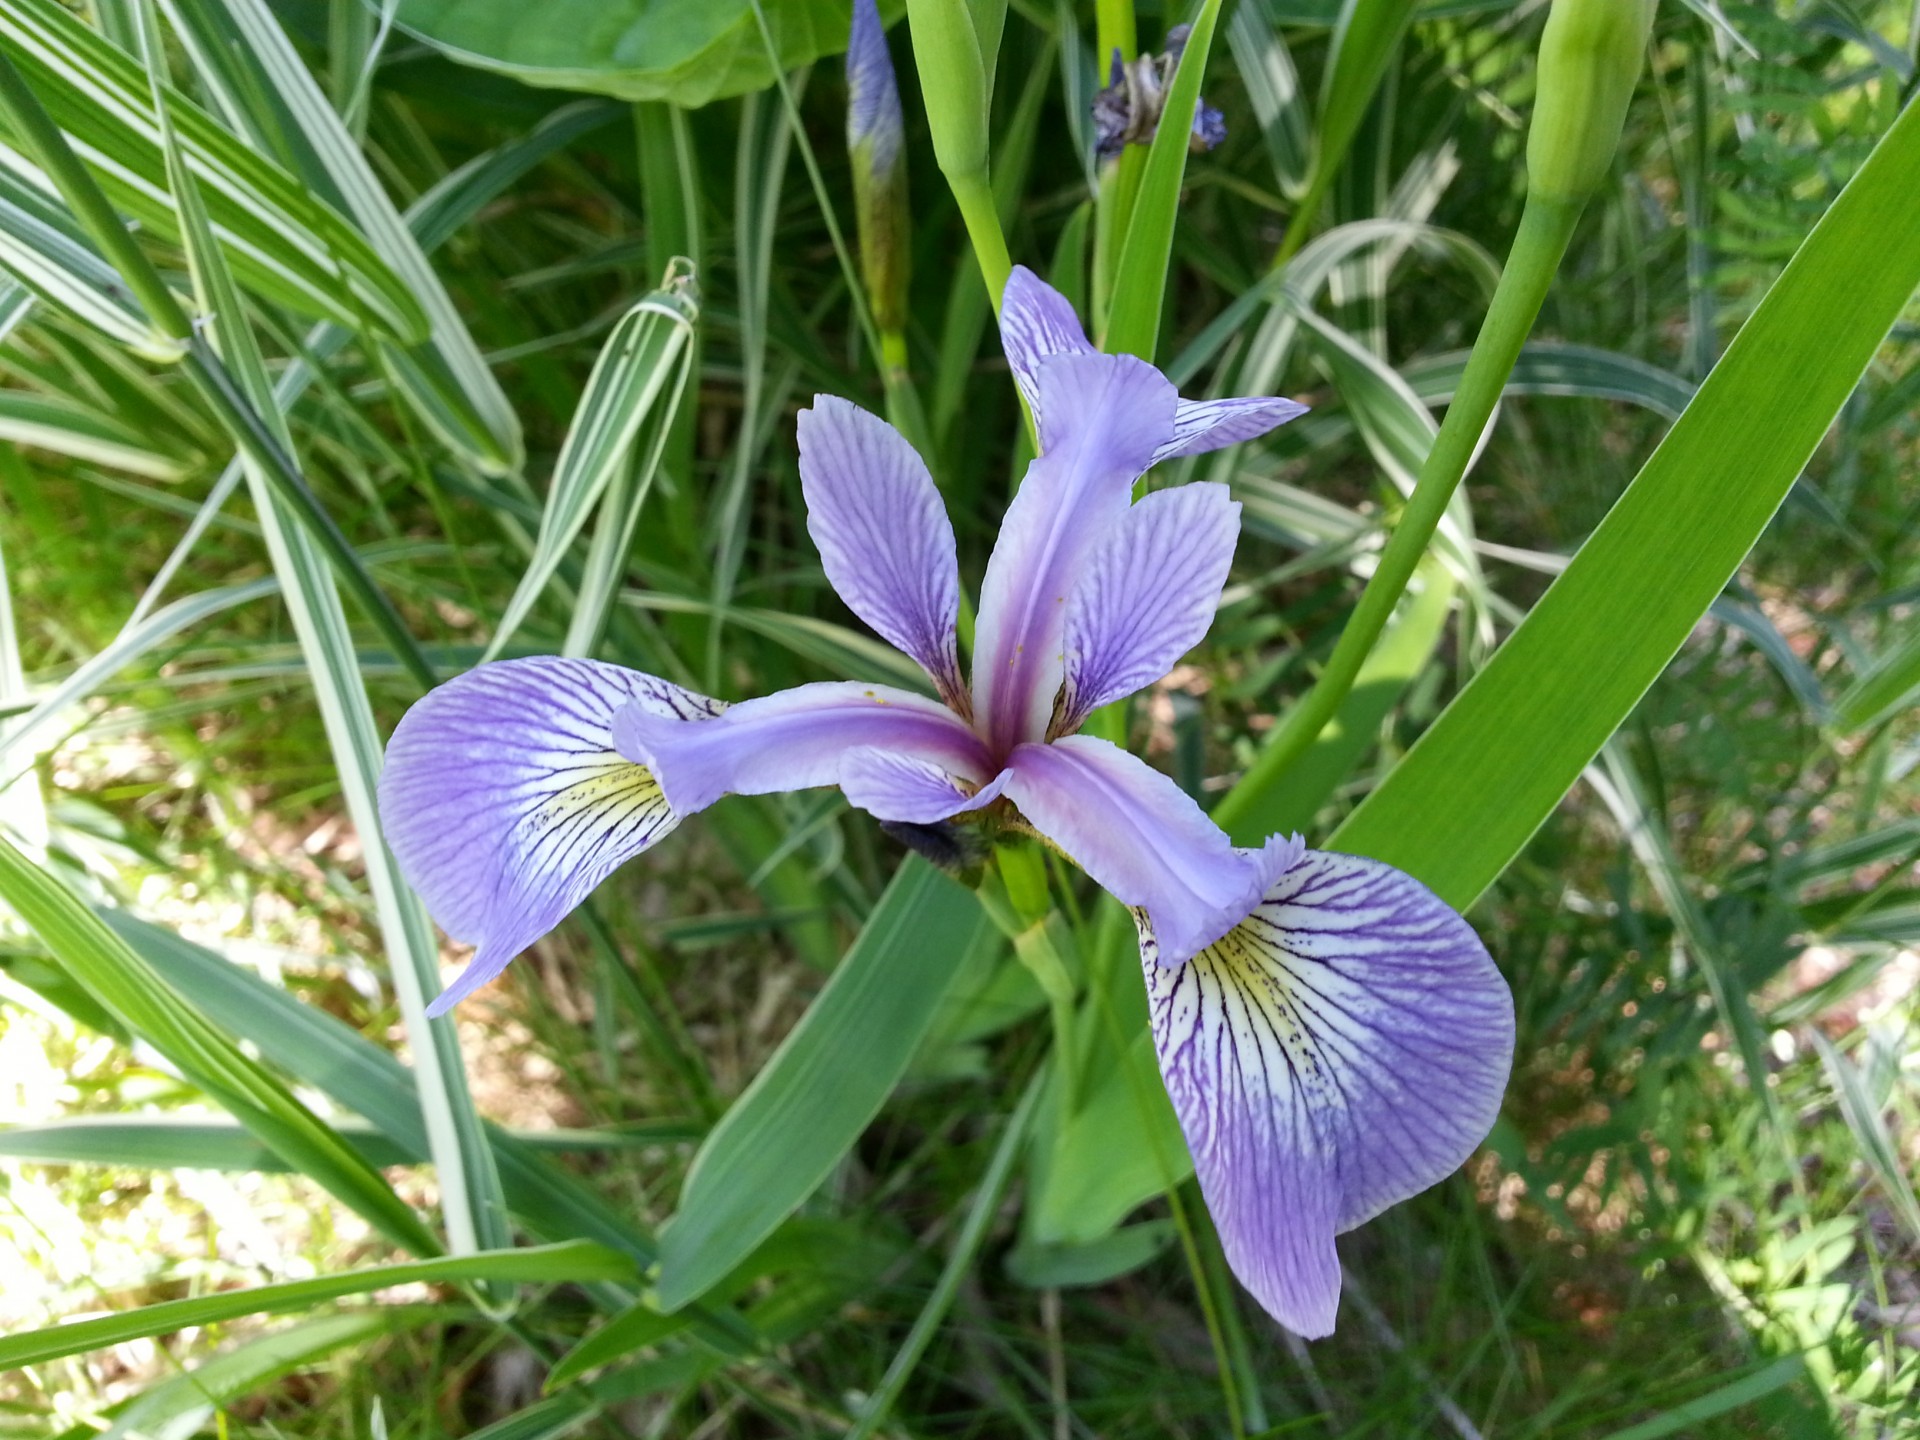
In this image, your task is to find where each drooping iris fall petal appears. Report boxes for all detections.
[1140,850,1514,1336]
[1000,734,1302,963]
[376,656,723,1016]
[612,680,993,818]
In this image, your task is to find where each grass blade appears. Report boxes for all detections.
[0,834,437,1252]
[137,3,511,1271]
[0,1243,629,1369]
[488,272,697,659]
[163,0,525,470]
[0,0,427,339]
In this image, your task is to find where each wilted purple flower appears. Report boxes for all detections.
[378,268,1513,1337]
[1093,26,1229,162]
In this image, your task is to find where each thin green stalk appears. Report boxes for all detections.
[1216,194,1582,834]
[745,0,890,372]
[845,1069,1043,1440]
[951,168,1013,315]
[1094,0,1136,70]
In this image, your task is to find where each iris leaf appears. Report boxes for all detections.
[1324,94,1920,908]
[654,857,993,1311]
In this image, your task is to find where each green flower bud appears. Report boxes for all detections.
[905,0,992,181]
[1526,0,1656,203]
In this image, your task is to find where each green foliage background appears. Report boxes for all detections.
[0,0,1916,1436]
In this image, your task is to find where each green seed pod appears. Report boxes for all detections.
[1526,0,1656,203]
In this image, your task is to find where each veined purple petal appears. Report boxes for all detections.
[846,0,903,176]
[1002,735,1299,961]
[613,680,993,817]
[1142,849,1514,1337]
[999,265,1096,436]
[797,396,965,708]
[971,353,1178,753]
[1058,482,1239,733]
[376,657,724,1016]
[1153,395,1309,465]
[840,747,1008,823]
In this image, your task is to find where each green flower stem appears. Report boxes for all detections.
[1094,0,1136,71]
[950,167,1013,316]
[1091,147,1146,343]
[0,49,437,692]
[1215,194,1584,836]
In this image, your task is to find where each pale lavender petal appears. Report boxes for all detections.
[1141,849,1514,1337]
[1152,395,1309,464]
[840,748,1008,823]
[971,353,1178,752]
[1058,481,1239,733]
[613,680,992,817]
[797,396,965,707]
[376,657,724,1015]
[998,264,1095,432]
[1001,735,1299,961]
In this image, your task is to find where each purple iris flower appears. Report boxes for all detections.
[377,267,1514,1337]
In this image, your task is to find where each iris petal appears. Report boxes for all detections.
[840,748,1008,823]
[1153,395,1309,464]
[1141,849,1514,1336]
[376,657,723,1015]
[1001,735,1299,962]
[971,353,1178,752]
[798,396,965,707]
[1058,481,1240,732]
[998,265,1097,437]
[613,680,994,817]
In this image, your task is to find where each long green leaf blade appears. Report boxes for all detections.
[1329,97,1920,908]
[654,858,992,1311]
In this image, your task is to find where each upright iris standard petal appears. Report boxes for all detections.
[1141,850,1515,1337]
[797,396,966,708]
[377,657,724,1015]
[1154,395,1311,464]
[1001,735,1301,962]
[971,352,1178,752]
[998,265,1096,434]
[840,747,1009,823]
[1057,481,1240,734]
[613,681,994,818]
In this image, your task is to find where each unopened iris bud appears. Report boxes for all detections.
[847,0,911,336]
[1526,0,1656,203]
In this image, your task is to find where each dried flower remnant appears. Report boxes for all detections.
[1092,26,1227,162]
